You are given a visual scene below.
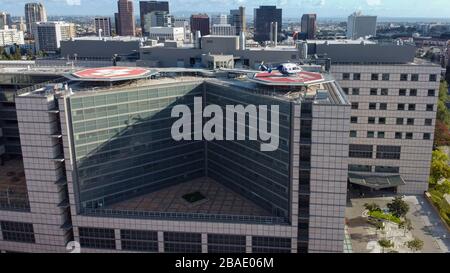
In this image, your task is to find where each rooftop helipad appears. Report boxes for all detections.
[249,71,325,86]
[68,66,156,82]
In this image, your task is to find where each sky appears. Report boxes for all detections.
[1,0,450,18]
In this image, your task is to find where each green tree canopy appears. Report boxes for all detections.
[430,149,450,184]
[387,196,410,218]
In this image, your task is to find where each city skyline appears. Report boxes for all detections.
[0,0,449,19]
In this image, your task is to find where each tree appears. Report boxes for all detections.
[406,239,424,253]
[399,218,413,236]
[434,120,450,146]
[430,149,450,184]
[387,196,410,218]
[364,202,381,212]
[378,239,394,253]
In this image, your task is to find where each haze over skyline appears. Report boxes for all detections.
[1,0,450,19]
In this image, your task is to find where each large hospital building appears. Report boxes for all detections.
[0,40,442,253]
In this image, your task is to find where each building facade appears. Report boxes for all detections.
[24,2,47,37]
[253,6,282,43]
[211,24,236,36]
[0,28,25,47]
[116,0,135,36]
[147,27,184,42]
[230,6,246,35]
[94,17,112,37]
[347,11,377,40]
[33,21,76,53]
[139,1,169,35]
[301,14,317,40]
[190,14,210,36]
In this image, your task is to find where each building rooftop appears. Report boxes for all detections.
[106,177,273,217]
[67,36,142,42]
[67,66,156,82]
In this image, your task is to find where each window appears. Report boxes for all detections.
[352,88,360,95]
[398,104,405,111]
[409,89,417,96]
[395,132,403,139]
[343,73,350,80]
[407,118,415,125]
[367,131,375,138]
[79,227,116,250]
[121,230,158,252]
[429,74,437,82]
[1,221,35,244]
[351,117,358,124]
[399,89,407,96]
[375,166,400,174]
[349,165,372,172]
[350,131,357,138]
[382,74,390,81]
[164,232,202,253]
[408,104,416,111]
[424,133,431,140]
[379,118,386,124]
[349,144,373,158]
[351,102,359,110]
[370,89,378,96]
[400,74,408,81]
[411,74,419,81]
[252,237,292,253]
[379,103,387,110]
[208,234,246,253]
[368,117,376,124]
[428,90,436,97]
[378,132,385,139]
[396,118,404,125]
[425,119,433,126]
[381,89,389,96]
[353,73,361,80]
[342,88,349,95]
[376,145,401,160]
[371,74,379,81]
[369,103,377,110]
[406,133,413,140]
[426,104,434,111]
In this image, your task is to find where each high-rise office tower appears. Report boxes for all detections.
[301,14,317,40]
[143,11,172,36]
[190,14,210,36]
[346,11,377,39]
[254,6,282,43]
[139,1,169,36]
[33,21,76,52]
[94,17,112,37]
[230,6,246,35]
[24,2,47,37]
[0,12,12,30]
[116,0,136,36]
[212,14,228,25]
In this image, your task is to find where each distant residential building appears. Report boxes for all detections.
[254,6,282,42]
[230,6,246,35]
[191,14,210,36]
[94,17,112,37]
[24,2,47,36]
[174,18,191,43]
[211,24,236,36]
[139,1,169,35]
[147,27,184,42]
[33,21,76,52]
[116,0,135,36]
[301,14,317,40]
[347,11,377,39]
[0,28,25,46]
[212,14,228,25]
[16,17,27,32]
[0,12,12,29]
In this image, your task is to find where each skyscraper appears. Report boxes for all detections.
[33,21,76,52]
[117,0,136,36]
[254,6,282,43]
[94,17,112,37]
[347,11,377,39]
[0,12,12,30]
[190,14,210,36]
[24,2,47,36]
[230,6,246,35]
[301,14,317,40]
[139,1,169,35]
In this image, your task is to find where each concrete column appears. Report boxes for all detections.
[246,235,252,253]
[115,229,121,250]
[201,233,208,253]
[158,231,164,253]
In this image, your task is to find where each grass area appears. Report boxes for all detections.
[368,210,402,225]
[428,189,450,226]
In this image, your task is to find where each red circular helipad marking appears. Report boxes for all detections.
[73,67,150,80]
[254,71,324,84]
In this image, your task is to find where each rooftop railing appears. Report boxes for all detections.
[82,208,289,226]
